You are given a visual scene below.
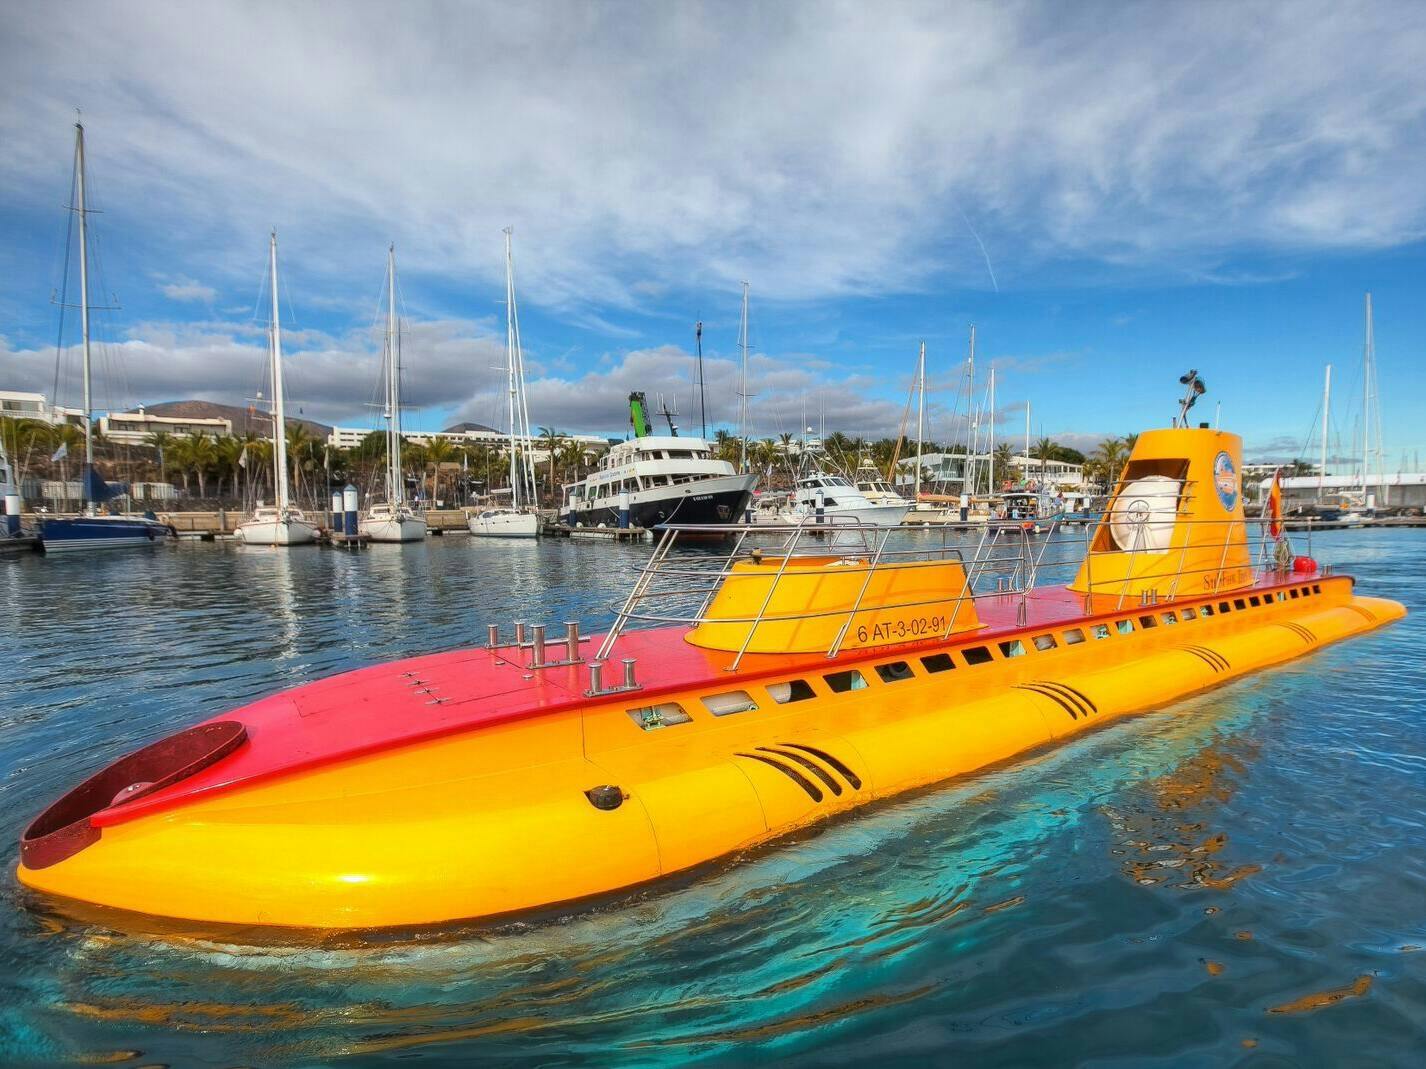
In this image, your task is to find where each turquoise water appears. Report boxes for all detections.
[1,530,1423,1066]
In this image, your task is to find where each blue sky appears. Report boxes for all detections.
[2,1,1424,464]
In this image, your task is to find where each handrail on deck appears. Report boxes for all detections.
[591,513,1299,662]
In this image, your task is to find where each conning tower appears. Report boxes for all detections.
[1071,426,1252,604]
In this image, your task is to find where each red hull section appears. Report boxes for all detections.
[83,573,1327,833]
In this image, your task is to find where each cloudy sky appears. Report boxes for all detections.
[2,0,1424,461]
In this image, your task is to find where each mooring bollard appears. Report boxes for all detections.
[342,484,359,537]
[330,491,343,532]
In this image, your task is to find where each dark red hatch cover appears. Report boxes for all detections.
[20,721,247,870]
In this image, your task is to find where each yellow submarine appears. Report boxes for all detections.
[17,412,1405,931]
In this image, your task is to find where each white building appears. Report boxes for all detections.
[326,425,607,459]
[0,390,86,427]
[897,451,1086,490]
[1257,472,1426,510]
[99,408,232,444]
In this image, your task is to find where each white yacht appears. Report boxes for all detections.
[561,394,756,529]
[853,456,911,508]
[469,228,540,539]
[788,471,910,527]
[781,436,909,527]
[235,233,319,547]
[360,246,427,543]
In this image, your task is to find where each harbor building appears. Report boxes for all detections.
[1261,472,1426,510]
[98,407,233,444]
[0,390,85,427]
[897,452,1087,491]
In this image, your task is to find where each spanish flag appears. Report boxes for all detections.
[1266,468,1283,539]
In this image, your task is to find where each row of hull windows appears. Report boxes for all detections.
[624,581,1326,730]
[576,472,711,501]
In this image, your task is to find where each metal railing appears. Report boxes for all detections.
[591,507,1300,669]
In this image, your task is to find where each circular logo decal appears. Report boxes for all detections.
[1213,451,1238,512]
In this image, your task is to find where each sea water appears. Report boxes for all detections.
[1,529,1423,1066]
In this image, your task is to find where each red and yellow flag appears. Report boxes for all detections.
[1266,468,1283,539]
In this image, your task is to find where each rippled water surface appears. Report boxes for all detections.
[2,530,1424,1067]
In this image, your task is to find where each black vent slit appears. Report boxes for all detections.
[1014,683,1079,720]
[779,743,863,790]
[759,746,843,796]
[736,752,823,802]
[1179,646,1225,673]
[1043,681,1097,715]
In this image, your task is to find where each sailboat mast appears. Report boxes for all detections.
[695,319,706,439]
[75,122,94,500]
[386,245,402,505]
[503,227,522,510]
[269,232,292,512]
[738,282,750,473]
[1319,363,1331,498]
[966,325,976,495]
[988,367,996,494]
[915,341,925,499]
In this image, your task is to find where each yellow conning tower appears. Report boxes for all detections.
[687,554,982,654]
[1071,427,1254,604]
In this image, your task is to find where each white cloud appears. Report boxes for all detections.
[159,277,216,303]
[0,0,1421,317]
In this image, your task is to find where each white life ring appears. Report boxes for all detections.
[1108,475,1179,553]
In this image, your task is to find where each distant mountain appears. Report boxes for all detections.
[134,400,331,439]
[442,421,499,434]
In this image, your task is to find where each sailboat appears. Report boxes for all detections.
[37,121,171,553]
[468,227,539,538]
[359,246,427,543]
[234,233,320,547]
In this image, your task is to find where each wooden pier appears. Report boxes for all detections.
[542,522,650,541]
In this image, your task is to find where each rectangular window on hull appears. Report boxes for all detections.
[824,669,869,693]
[1116,619,1134,634]
[1033,634,1057,651]
[921,653,955,673]
[875,661,915,683]
[999,639,1027,658]
[963,646,994,665]
[767,679,816,704]
[1182,607,1198,620]
[1063,628,1086,645]
[1234,598,1247,610]
[1092,624,1111,639]
[627,702,692,730]
[701,690,759,716]
[1139,616,1157,629]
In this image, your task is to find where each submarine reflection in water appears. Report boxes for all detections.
[16,425,1406,930]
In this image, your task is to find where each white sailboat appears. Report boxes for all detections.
[235,232,320,547]
[469,227,539,538]
[360,246,427,543]
[37,121,172,552]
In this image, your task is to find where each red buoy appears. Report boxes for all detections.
[1292,555,1318,573]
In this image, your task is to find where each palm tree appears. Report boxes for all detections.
[1032,436,1056,482]
[214,436,246,500]
[1091,438,1129,490]
[823,431,853,472]
[145,430,175,483]
[538,426,563,499]
[993,442,1015,486]
[423,436,457,507]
